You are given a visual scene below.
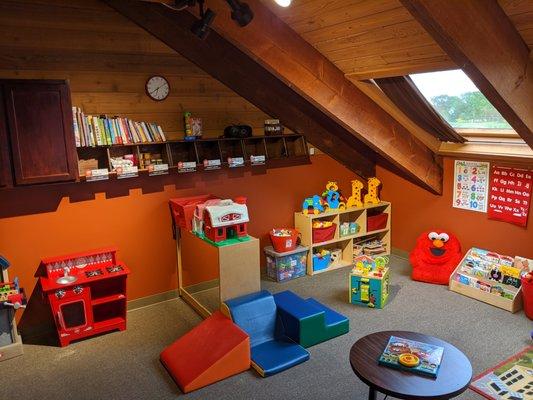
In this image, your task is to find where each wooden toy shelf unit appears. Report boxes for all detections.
[295,202,391,275]
[76,134,309,182]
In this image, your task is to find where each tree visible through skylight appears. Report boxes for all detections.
[410,70,513,130]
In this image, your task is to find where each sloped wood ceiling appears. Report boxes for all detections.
[105,0,444,193]
[261,0,532,80]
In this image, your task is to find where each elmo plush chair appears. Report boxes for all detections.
[223,290,310,377]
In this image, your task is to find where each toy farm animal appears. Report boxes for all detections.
[346,179,364,208]
[410,230,463,285]
[364,177,381,205]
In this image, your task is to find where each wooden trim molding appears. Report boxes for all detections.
[439,141,533,164]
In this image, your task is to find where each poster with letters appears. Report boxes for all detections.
[488,165,532,227]
[453,160,490,212]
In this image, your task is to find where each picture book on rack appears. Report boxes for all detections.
[378,336,444,378]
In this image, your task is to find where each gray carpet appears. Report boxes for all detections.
[0,256,531,400]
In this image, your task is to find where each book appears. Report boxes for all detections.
[72,108,168,146]
[156,124,166,141]
[91,115,103,145]
[97,117,108,145]
[378,336,444,378]
[141,122,153,142]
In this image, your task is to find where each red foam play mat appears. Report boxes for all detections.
[470,346,533,399]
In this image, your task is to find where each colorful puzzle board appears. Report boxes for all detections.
[453,160,490,212]
[378,336,444,378]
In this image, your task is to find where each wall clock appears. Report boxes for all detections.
[145,75,170,101]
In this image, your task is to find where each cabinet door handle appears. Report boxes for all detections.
[57,311,64,330]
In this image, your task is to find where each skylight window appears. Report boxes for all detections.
[410,70,513,131]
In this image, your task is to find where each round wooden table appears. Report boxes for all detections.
[350,331,472,400]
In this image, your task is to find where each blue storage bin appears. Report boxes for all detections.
[313,253,331,272]
[265,245,308,282]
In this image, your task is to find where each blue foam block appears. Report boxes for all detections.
[305,298,349,328]
[225,290,277,348]
[224,290,310,377]
[252,340,309,376]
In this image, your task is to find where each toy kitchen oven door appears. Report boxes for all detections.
[39,247,130,347]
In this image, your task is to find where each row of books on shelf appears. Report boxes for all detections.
[73,107,167,147]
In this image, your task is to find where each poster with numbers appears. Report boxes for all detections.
[488,165,532,227]
[453,160,490,212]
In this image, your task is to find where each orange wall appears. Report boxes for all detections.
[378,157,533,259]
[0,154,355,301]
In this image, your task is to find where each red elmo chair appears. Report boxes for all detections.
[410,230,462,285]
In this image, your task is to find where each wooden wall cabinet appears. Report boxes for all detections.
[0,90,12,187]
[1,80,77,185]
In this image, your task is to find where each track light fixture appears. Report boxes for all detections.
[226,0,254,27]
[174,0,253,40]
[190,1,216,40]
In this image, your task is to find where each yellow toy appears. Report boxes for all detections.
[346,179,364,208]
[399,353,420,367]
[313,221,333,229]
[364,177,381,205]
[322,181,346,210]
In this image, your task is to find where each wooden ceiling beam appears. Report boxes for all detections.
[102,0,376,178]
[191,0,443,193]
[401,0,533,149]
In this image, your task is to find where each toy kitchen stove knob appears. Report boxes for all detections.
[73,285,84,295]
[55,289,66,299]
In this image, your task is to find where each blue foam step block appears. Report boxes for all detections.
[305,298,349,328]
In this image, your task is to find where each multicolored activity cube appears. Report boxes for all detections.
[349,266,390,308]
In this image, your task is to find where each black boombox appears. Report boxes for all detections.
[223,125,252,139]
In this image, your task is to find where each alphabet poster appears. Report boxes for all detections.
[453,160,490,212]
[488,165,532,227]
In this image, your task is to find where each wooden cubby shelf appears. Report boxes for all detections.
[295,201,391,276]
[76,134,309,181]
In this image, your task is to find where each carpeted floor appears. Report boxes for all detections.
[0,255,531,400]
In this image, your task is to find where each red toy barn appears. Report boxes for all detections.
[203,198,250,243]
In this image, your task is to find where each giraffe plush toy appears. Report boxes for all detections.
[364,177,381,205]
[346,179,364,208]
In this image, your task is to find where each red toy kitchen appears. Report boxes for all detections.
[38,247,130,347]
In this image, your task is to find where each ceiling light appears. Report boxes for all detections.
[274,0,291,7]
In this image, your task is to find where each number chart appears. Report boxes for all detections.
[453,160,490,213]
[488,165,532,227]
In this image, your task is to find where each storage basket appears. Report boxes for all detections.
[367,213,388,232]
[312,224,336,243]
[313,253,331,272]
[269,229,299,253]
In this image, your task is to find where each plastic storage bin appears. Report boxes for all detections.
[313,253,331,272]
[265,245,308,282]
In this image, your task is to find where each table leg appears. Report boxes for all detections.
[368,387,377,400]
